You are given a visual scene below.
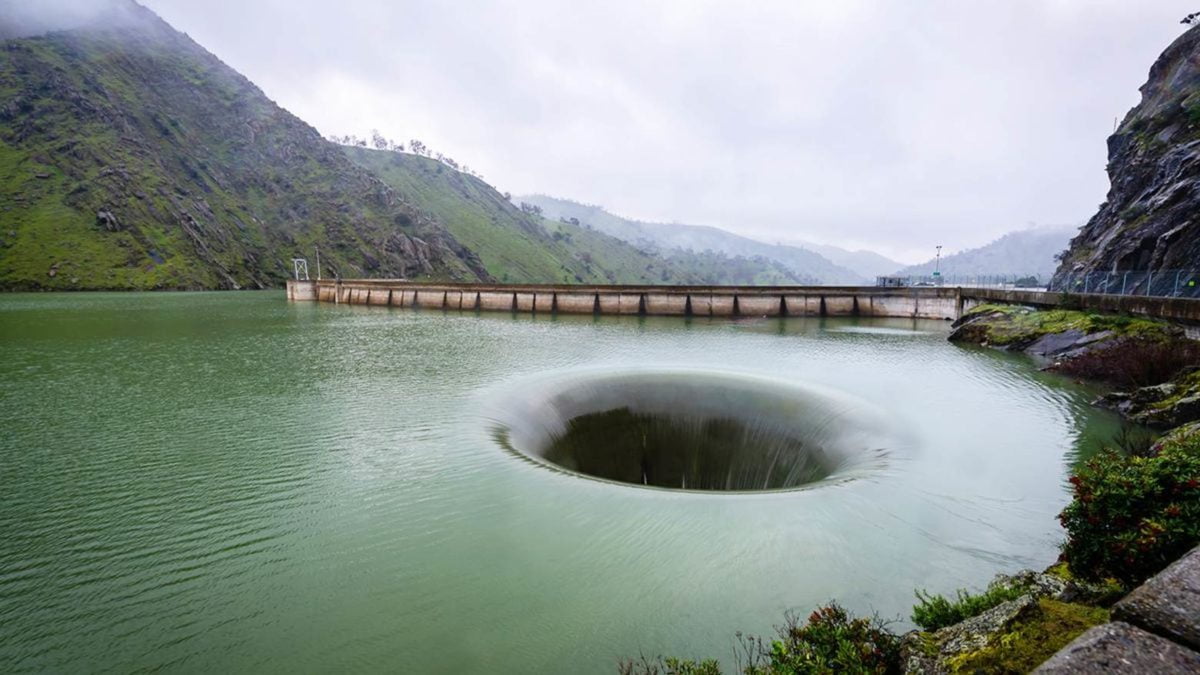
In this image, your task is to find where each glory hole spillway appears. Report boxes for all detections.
[0,290,1130,673]
[491,370,895,492]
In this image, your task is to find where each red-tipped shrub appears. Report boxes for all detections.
[1054,337,1200,388]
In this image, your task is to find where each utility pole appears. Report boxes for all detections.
[315,245,321,280]
[934,245,943,285]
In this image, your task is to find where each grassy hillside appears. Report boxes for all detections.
[0,1,483,290]
[345,147,811,285]
[0,0,826,291]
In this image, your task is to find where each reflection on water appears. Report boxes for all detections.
[0,293,1125,673]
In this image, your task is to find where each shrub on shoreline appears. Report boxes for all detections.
[1058,423,1200,586]
[911,584,1027,631]
[1052,336,1200,388]
[743,604,901,675]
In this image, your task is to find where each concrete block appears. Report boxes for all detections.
[597,293,622,314]
[415,290,445,308]
[738,295,782,316]
[534,293,556,313]
[618,293,644,315]
[688,294,713,316]
[823,295,856,315]
[444,290,462,309]
[478,291,513,311]
[515,293,535,312]
[1114,546,1200,651]
[710,295,735,316]
[783,295,820,316]
[645,293,688,315]
[1033,622,1200,673]
[557,293,595,314]
[368,289,390,305]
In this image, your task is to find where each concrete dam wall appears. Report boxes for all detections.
[287,280,1200,324]
[287,280,966,319]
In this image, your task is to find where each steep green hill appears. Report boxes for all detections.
[0,0,821,291]
[0,1,484,290]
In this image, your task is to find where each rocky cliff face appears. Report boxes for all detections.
[1051,25,1200,289]
[0,1,488,289]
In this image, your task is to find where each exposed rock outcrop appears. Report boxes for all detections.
[947,304,1176,359]
[1099,371,1200,429]
[900,570,1114,675]
[1051,25,1200,288]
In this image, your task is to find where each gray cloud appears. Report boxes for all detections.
[138,0,1194,262]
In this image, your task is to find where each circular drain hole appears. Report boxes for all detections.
[490,370,895,492]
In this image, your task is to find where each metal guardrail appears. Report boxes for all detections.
[1053,269,1200,299]
[876,274,1047,290]
[877,270,1200,299]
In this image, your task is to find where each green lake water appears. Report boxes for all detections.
[0,291,1122,673]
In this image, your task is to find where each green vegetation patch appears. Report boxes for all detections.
[746,603,902,675]
[1059,422,1200,586]
[961,304,1175,347]
[911,584,1028,632]
[944,599,1108,675]
[1150,369,1200,413]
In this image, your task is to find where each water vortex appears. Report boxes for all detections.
[490,369,896,492]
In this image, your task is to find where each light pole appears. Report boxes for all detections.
[315,245,321,280]
[934,245,942,285]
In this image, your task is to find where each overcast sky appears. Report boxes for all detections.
[137,1,1192,262]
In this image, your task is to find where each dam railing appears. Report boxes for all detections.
[1054,269,1200,299]
[880,269,1200,299]
[286,279,1200,324]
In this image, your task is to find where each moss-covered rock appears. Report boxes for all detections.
[943,599,1108,674]
[948,304,1177,357]
[1100,369,1200,429]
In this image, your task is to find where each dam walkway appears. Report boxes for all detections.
[286,280,1200,324]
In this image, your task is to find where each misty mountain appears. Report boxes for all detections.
[801,243,902,279]
[0,0,818,290]
[518,195,868,284]
[0,0,491,289]
[891,226,1077,280]
[341,146,819,286]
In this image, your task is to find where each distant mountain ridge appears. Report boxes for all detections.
[0,0,845,290]
[341,146,818,286]
[802,243,903,280]
[518,195,875,284]
[891,226,1076,280]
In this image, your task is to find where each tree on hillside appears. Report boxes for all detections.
[371,129,388,150]
[409,139,427,156]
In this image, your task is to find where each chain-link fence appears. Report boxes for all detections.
[1052,269,1200,298]
[875,269,1200,298]
[875,273,1046,290]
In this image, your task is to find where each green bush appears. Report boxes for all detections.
[911,583,1027,631]
[1058,425,1200,587]
[745,603,901,675]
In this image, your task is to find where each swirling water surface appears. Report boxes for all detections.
[0,291,1122,673]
